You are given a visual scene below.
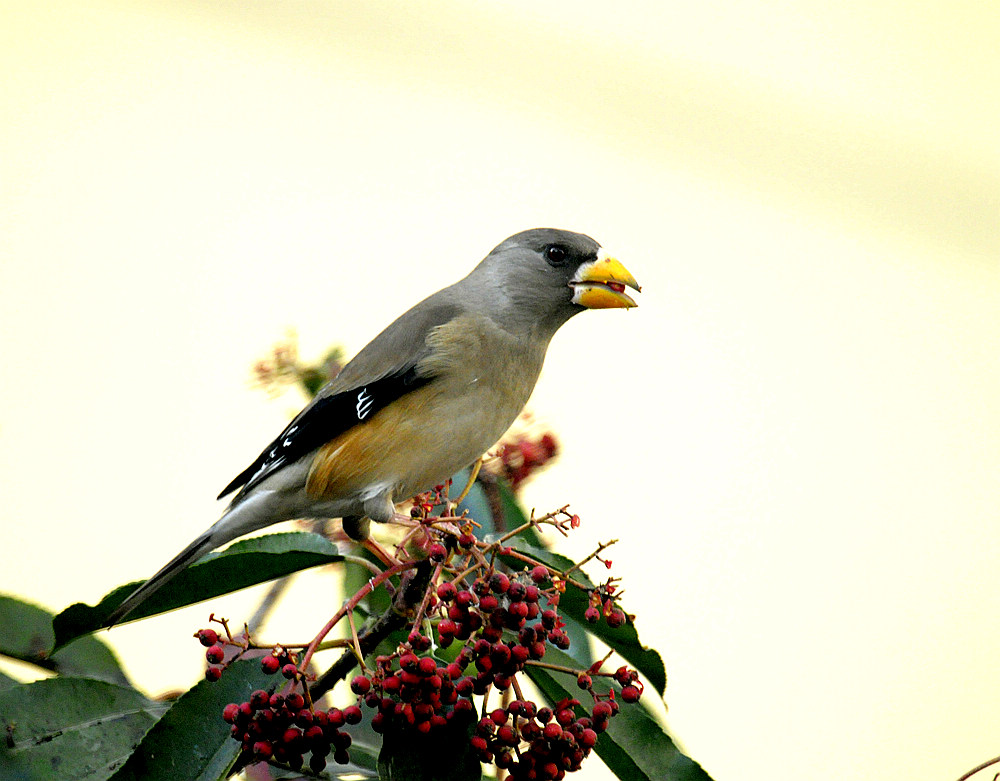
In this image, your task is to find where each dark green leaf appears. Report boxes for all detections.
[0,594,131,686]
[0,677,167,780]
[109,658,276,781]
[0,669,18,690]
[525,646,712,781]
[53,532,344,649]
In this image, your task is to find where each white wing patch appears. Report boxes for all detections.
[356,388,374,420]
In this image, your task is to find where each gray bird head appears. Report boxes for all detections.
[464,228,641,339]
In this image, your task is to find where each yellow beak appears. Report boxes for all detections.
[570,253,641,309]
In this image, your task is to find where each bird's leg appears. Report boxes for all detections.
[341,515,371,541]
[453,456,484,506]
[340,492,402,567]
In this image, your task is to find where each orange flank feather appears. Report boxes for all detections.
[305,384,438,500]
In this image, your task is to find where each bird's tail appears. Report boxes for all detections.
[103,530,217,628]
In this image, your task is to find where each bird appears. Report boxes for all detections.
[104,228,640,627]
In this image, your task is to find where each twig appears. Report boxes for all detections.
[562,539,618,578]
[956,755,1000,781]
[310,560,433,700]
[300,560,418,672]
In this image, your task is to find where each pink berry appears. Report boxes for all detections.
[205,644,225,664]
[196,628,219,647]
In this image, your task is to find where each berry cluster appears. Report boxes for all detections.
[222,685,355,773]
[583,580,630,629]
[199,505,644,779]
[196,627,226,682]
[497,431,559,490]
[472,697,614,779]
[338,562,638,778]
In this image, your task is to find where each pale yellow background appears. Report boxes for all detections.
[2,2,998,780]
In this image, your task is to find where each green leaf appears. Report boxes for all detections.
[53,532,344,649]
[524,646,713,781]
[0,594,131,686]
[109,658,276,781]
[0,677,167,780]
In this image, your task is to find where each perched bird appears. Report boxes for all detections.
[104,228,639,627]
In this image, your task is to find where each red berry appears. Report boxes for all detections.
[253,740,273,759]
[261,655,280,675]
[204,666,222,682]
[249,689,270,709]
[282,663,298,679]
[343,705,362,724]
[351,675,371,695]
[489,573,510,594]
[196,628,219,647]
[309,753,327,773]
[428,543,447,562]
[530,565,549,584]
[509,601,529,620]
[497,724,517,745]
[580,727,598,748]
[222,703,240,723]
[437,582,457,601]
[607,609,626,628]
[621,684,641,702]
[400,653,419,671]
[584,606,600,623]
[458,533,475,548]
[592,702,612,720]
[577,674,592,690]
[287,692,305,711]
[205,644,225,664]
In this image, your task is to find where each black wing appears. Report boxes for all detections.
[218,365,431,502]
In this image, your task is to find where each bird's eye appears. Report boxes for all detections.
[545,246,567,266]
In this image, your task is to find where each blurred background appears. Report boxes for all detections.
[2,1,998,779]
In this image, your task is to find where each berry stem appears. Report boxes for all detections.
[562,539,619,579]
[300,560,419,672]
[345,607,365,671]
[410,561,445,629]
